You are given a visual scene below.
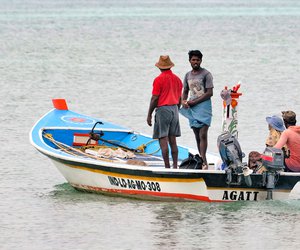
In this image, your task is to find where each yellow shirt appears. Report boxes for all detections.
[266,127,289,154]
[266,127,281,147]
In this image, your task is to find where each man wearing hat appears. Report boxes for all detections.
[147,55,183,168]
[274,111,300,172]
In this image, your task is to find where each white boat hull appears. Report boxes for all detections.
[52,159,296,202]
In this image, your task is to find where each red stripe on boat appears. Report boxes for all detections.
[71,183,221,202]
[73,133,91,137]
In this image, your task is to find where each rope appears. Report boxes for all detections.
[43,132,160,158]
[84,137,160,155]
[43,133,117,163]
[136,139,161,155]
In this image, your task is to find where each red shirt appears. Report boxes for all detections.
[152,70,183,107]
[274,126,300,171]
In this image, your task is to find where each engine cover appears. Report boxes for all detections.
[261,147,284,171]
[217,131,243,168]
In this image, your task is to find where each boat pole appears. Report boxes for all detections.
[221,83,242,138]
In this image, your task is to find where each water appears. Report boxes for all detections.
[1,0,300,249]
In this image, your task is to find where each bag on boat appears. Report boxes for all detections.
[179,153,203,169]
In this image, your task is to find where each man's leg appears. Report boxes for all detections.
[192,127,201,154]
[192,126,209,169]
[168,135,178,168]
[199,125,209,168]
[159,136,170,168]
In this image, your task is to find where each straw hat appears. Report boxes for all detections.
[155,55,174,69]
[266,115,285,132]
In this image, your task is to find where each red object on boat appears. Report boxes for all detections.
[52,99,68,110]
[261,155,273,162]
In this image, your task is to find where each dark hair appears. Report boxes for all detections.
[282,111,297,126]
[188,50,203,60]
[284,118,297,126]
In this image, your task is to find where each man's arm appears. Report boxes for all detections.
[274,130,288,149]
[177,96,182,108]
[147,95,159,126]
[187,88,213,107]
[181,87,189,108]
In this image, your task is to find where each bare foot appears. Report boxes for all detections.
[202,164,208,170]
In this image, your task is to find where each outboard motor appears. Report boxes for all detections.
[217,131,252,186]
[261,147,284,199]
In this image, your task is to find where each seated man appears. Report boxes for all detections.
[274,111,300,172]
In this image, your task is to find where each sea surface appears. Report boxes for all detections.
[1,0,300,249]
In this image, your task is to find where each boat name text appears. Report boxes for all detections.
[108,176,161,192]
[222,190,259,201]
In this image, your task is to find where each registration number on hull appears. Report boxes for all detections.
[108,176,161,192]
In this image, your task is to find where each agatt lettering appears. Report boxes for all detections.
[222,190,259,201]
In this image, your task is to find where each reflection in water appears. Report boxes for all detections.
[46,182,131,204]
[151,202,219,249]
[149,201,300,249]
[152,203,183,249]
[39,182,300,250]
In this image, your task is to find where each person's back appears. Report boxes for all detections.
[274,111,300,172]
[154,70,182,107]
[279,126,300,170]
[147,55,183,169]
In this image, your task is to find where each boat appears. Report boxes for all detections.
[30,98,300,202]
